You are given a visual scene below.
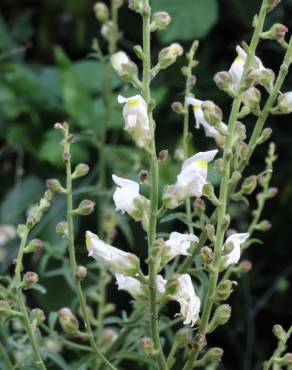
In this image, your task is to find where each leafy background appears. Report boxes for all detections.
[0,0,292,369]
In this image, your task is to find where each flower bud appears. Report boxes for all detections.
[216,280,235,301]
[158,43,183,70]
[75,266,87,281]
[171,101,184,114]
[30,308,46,324]
[208,304,231,333]
[73,200,95,216]
[256,127,272,145]
[203,347,224,363]
[254,220,272,231]
[261,23,288,41]
[56,221,68,238]
[24,239,43,254]
[0,300,11,317]
[202,101,223,127]
[94,2,109,23]
[111,51,139,86]
[275,354,292,366]
[215,158,224,174]
[214,71,233,95]
[175,328,193,348]
[203,183,220,206]
[158,149,168,164]
[192,332,207,352]
[229,171,242,185]
[150,12,171,32]
[101,21,115,41]
[222,214,231,230]
[128,0,144,13]
[58,308,79,334]
[46,179,66,194]
[242,87,261,113]
[139,170,148,183]
[100,328,118,347]
[242,175,257,194]
[274,92,292,114]
[272,324,286,341]
[266,0,281,11]
[71,163,89,180]
[193,198,206,217]
[267,187,278,199]
[22,272,39,290]
[200,246,214,266]
[205,225,215,242]
[238,260,252,273]
[140,337,155,356]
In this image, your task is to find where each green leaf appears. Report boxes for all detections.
[152,0,218,42]
[42,351,70,370]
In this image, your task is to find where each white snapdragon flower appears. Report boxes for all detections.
[0,225,17,246]
[164,232,198,261]
[186,97,227,138]
[163,150,218,209]
[175,274,201,327]
[229,45,266,91]
[115,273,166,300]
[111,51,129,74]
[118,95,150,148]
[112,175,148,220]
[275,92,292,114]
[222,232,249,267]
[86,231,139,275]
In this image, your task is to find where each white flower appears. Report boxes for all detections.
[111,51,130,74]
[276,92,292,114]
[163,150,218,209]
[115,273,166,300]
[175,274,201,327]
[186,97,227,138]
[229,45,266,91]
[0,225,17,246]
[164,232,198,261]
[86,231,139,275]
[118,95,150,148]
[222,232,249,267]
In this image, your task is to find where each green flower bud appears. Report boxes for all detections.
[203,347,224,363]
[200,246,214,267]
[71,164,90,180]
[158,43,183,70]
[0,300,11,317]
[150,12,171,32]
[140,337,155,356]
[46,179,66,194]
[254,220,272,231]
[72,200,95,216]
[193,198,206,217]
[229,171,242,185]
[222,214,231,230]
[215,158,224,174]
[274,92,292,114]
[214,71,233,95]
[266,0,281,12]
[261,23,288,41]
[94,2,109,23]
[203,183,220,206]
[256,127,272,145]
[22,271,39,290]
[75,266,87,281]
[128,0,144,13]
[267,187,278,199]
[56,221,68,238]
[242,87,261,113]
[100,328,118,348]
[202,100,223,127]
[24,239,43,254]
[242,175,257,195]
[275,353,292,366]
[30,308,46,324]
[133,45,144,60]
[272,324,286,341]
[59,308,79,334]
[205,224,215,242]
[158,149,168,163]
[175,328,193,348]
[208,304,231,333]
[111,51,140,87]
[216,280,235,301]
[171,101,184,114]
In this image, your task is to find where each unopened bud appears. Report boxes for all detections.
[171,101,184,114]
[275,354,292,366]
[193,198,206,216]
[56,221,68,238]
[239,260,252,273]
[215,158,224,174]
[202,101,223,127]
[229,171,241,185]
[140,337,155,356]
[158,149,168,163]
[101,21,115,41]
[46,179,66,194]
[24,239,43,254]
[216,280,234,301]
[192,332,207,352]
[59,308,79,334]
[222,214,231,230]
[242,87,261,113]
[0,300,11,317]
[100,329,118,347]
[72,163,89,180]
[266,0,281,12]
[133,45,144,60]
[272,324,286,341]
[94,2,109,23]
[267,187,278,199]
[30,308,46,324]
[214,71,233,95]
[175,328,193,348]
[73,200,95,216]
[205,224,215,242]
[23,271,39,290]
[242,175,257,194]
[128,0,144,13]
[111,51,139,86]
[158,43,183,70]
[256,127,272,145]
[254,220,272,231]
[75,266,87,281]
[203,183,220,206]
[150,12,171,32]
[261,23,288,41]
[203,347,224,363]
[200,246,214,266]
[274,92,292,114]
[139,170,148,183]
[208,304,231,333]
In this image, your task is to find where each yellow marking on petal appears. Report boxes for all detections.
[85,235,91,249]
[198,159,208,170]
[192,105,200,112]
[127,99,140,108]
[234,55,243,63]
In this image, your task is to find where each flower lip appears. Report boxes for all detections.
[182,150,218,171]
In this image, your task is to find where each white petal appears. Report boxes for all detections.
[118,94,128,104]
[115,273,142,296]
[112,174,139,193]
[223,232,249,267]
[182,150,218,170]
[186,96,203,107]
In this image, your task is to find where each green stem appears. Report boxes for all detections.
[15,227,47,370]
[0,342,14,370]
[142,2,167,370]
[166,342,178,370]
[263,327,292,370]
[64,139,117,370]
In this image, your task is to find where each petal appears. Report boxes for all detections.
[182,150,218,170]
[118,95,127,104]
[112,175,139,193]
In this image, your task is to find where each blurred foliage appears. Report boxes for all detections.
[0,0,292,369]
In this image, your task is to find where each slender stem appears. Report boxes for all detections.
[166,342,178,370]
[15,227,47,370]
[263,327,292,370]
[142,2,167,370]
[64,137,117,370]
[0,342,14,370]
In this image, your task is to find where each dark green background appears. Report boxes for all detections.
[0,0,292,369]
